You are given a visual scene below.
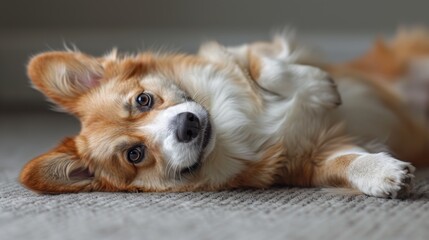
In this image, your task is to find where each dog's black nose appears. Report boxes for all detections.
[176,112,201,143]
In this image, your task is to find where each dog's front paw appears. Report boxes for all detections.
[348,153,415,199]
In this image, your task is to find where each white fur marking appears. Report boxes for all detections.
[348,153,415,198]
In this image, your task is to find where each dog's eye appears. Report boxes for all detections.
[127,145,145,164]
[136,93,153,109]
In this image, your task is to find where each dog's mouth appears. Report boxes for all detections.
[180,119,212,175]
[180,159,202,175]
[201,120,212,149]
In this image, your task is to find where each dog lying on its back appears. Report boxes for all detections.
[20,29,429,198]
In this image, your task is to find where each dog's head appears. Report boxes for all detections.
[20,51,223,193]
[20,35,304,193]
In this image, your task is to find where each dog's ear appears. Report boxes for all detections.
[20,138,94,193]
[27,51,104,113]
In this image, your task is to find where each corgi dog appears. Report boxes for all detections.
[20,28,429,198]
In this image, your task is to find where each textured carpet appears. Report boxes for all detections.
[1,112,429,240]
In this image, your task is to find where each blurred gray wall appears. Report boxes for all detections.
[2,0,429,111]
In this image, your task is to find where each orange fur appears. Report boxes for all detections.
[20,138,92,193]
[312,154,358,188]
[228,143,286,189]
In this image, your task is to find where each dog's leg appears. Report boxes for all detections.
[311,146,415,198]
[257,60,342,109]
[262,63,343,155]
[199,40,341,109]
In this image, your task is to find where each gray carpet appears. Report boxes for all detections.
[1,112,429,240]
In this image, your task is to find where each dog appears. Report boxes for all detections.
[20,28,429,198]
